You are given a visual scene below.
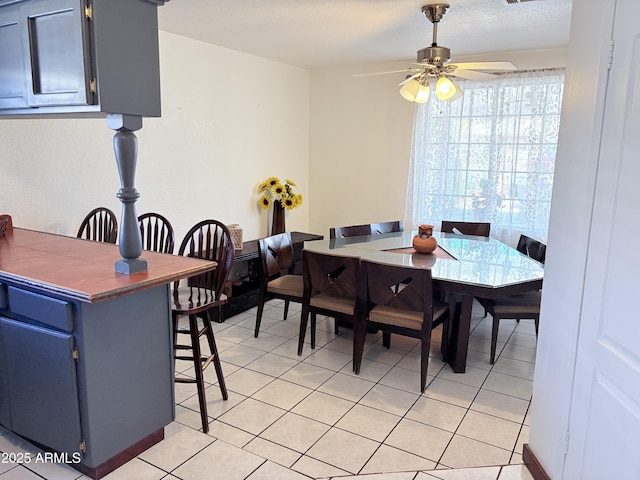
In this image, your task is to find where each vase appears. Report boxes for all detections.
[271,201,285,235]
[412,224,437,254]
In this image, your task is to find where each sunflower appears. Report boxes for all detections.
[273,183,285,196]
[257,177,303,212]
[258,195,271,210]
[266,176,279,188]
[282,197,295,209]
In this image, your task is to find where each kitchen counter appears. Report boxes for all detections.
[0,227,215,302]
[0,227,216,479]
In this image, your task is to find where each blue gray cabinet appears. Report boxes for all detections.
[0,281,174,475]
[0,228,217,478]
[0,0,166,116]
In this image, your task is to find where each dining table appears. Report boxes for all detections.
[303,230,544,373]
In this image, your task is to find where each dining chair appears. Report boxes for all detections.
[370,220,404,235]
[138,212,175,254]
[76,207,118,244]
[329,224,372,239]
[254,232,303,338]
[172,219,234,433]
[476,234,546,364]
[298,250,366,374]
[440,220,491,237]
[359,260,449,393]
[517,234,546,264]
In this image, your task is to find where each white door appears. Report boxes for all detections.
[565,0,640,478]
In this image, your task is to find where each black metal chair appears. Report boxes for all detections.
[138,212,175,254]
[358,260,449,392]
[476,234,546,364]
[254,232,303,338]
[76,207,118,244]
[172,220,234,433]
[441,221,491,237]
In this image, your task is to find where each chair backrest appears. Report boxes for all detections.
[370,220,404,235]
[176,220,235,300]
[303,250,362,303]
[440,221,491,237]
[258,232,295,281]
[76,207,118,244]
[138,212,175,254]
[517,234,546,264]
[362,260,434,332]
[329,224,372,239]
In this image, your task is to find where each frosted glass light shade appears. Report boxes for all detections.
[414,83,431,103]
[399,79,421,101]
[400,79,430,103]
[436,76,458,100]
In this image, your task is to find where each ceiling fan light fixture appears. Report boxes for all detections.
[400,79,431,103]
[415,82,431,103]
[436,76,459,101]
[399,79,420,101]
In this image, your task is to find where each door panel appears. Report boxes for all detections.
[0,317,82,457]
[565,1,640,478]
[0,10,27,109]
[22,0,91,107]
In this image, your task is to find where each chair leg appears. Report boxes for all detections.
[490,314,500,364]
[283,300,290,320]
[255,299,265,338]
[298,304,309,356]
[382,331,391,349]
[420,333,431,393]
[188,314,210,433]
[353,321,366,375]
[310,312,317,349]
[203,309,228,401]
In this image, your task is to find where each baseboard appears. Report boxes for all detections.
[73,428,164,479]
[523,443,552,480]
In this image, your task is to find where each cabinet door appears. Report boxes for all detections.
[0,317,82,456]
[0,7,28,109]
[21,0,93,107]
[0,319,11,430]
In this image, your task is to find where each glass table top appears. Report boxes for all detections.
[303,230,544,290]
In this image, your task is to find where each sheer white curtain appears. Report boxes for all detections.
[404,69,565,246]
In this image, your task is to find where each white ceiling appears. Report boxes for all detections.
[157,0,573,70]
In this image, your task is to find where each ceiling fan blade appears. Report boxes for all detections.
[449,61,518,72]
[449,69,496,81]
[352,69,415,78]
[398,71,423,86]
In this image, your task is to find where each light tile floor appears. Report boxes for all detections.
[0,299,537,480]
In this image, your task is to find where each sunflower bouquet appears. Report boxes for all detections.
[257,177,303,210]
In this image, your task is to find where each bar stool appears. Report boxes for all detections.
[76,207,118,243]
[172,220,234,433]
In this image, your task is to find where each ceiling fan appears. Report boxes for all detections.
[356,3,518,103]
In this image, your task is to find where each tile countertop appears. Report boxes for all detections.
[0,228,216,303]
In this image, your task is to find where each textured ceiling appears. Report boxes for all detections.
[158,0,572,69]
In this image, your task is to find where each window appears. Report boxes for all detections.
[404,69,565,245]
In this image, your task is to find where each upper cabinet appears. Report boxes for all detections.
[0,0,166,117]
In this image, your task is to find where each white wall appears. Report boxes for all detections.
[0,32,310,244]
[308,49,567,238]
[528,0,624,477]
